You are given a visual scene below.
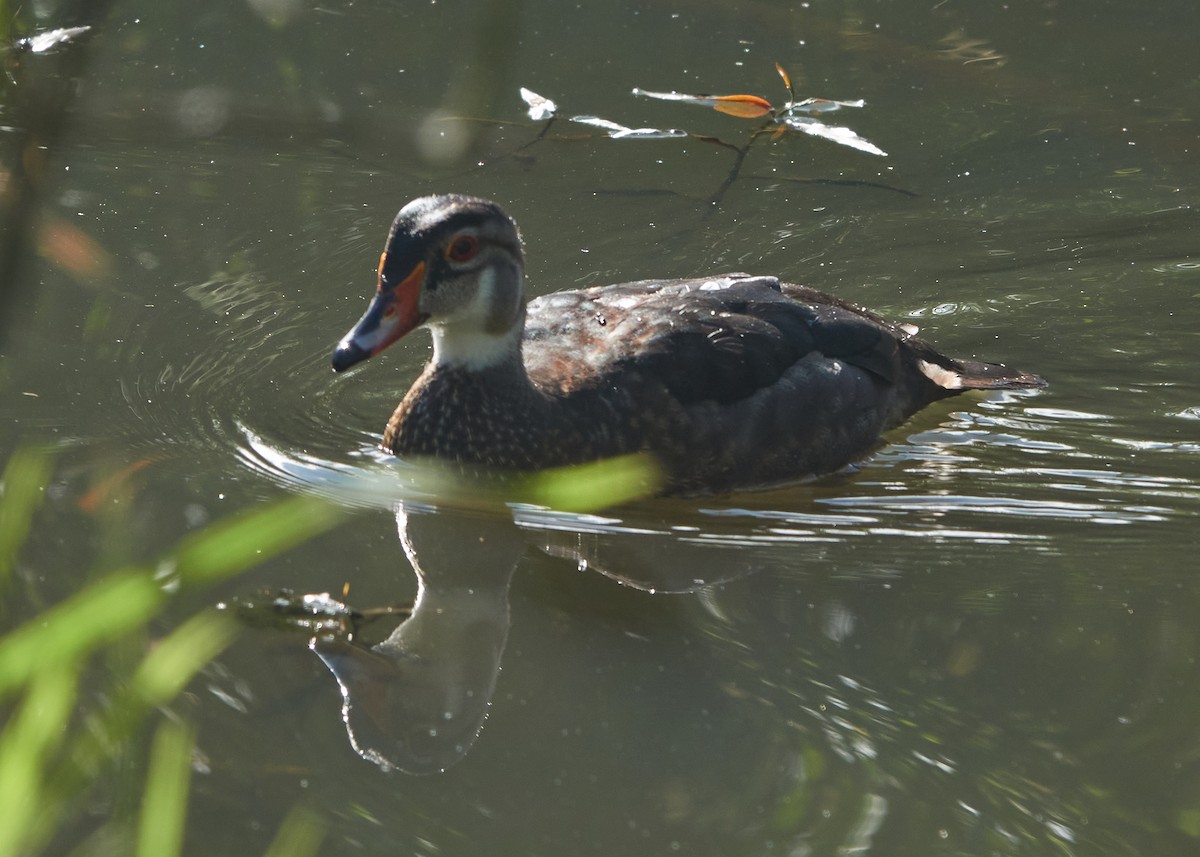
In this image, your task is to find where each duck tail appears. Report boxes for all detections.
[917,353,1047,392]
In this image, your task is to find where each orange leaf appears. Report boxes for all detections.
[710,94,774,118]
[775,63,792,92]
[78,458,153,513]
[633,88,773,118]
[37,217,113,282]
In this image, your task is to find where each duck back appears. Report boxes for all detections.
[512,274,1040,493]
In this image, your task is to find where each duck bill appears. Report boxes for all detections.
[332,261,427,372]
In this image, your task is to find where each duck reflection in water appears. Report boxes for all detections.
[310,504,521,774]
[303,500,749,774]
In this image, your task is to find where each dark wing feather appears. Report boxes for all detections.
[523,274,911,405]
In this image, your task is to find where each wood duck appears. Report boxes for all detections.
[332,194,1045,495]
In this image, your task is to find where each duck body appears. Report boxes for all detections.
[333,196,1045,496]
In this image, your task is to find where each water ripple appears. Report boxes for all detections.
[820,493,1170,524]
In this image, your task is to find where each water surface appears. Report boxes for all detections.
[2,0,1199,854]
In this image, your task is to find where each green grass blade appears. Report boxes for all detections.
[0,662,81,857]
[520,452,661,512]
[136,719,196,857]
[0,445,53,586]
[0,570,162,698]
[173,496,342,586]
[133,610,239,704]
[262,803,328,857]
[0,493,346,854]
[41,611,231,848]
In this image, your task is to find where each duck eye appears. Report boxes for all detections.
[445,234,479,263]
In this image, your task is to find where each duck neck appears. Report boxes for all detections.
[429,316,527,377]
[428,259,529,376]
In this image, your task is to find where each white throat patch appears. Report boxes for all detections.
[431,324,521,370]
[429,268,522,370]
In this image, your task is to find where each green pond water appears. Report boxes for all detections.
[2,0,1199,854]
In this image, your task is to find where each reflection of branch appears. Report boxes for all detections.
[744,174,919,198]
[691,133,743,154]
[221,589,413,637]
[702,118,776,210]
[513,115,558,153]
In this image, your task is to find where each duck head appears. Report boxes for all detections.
[332,194,526,373]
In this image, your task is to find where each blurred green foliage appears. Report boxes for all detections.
[0,445,337,857]
[136,719,195,857]
[0,444,52,589]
